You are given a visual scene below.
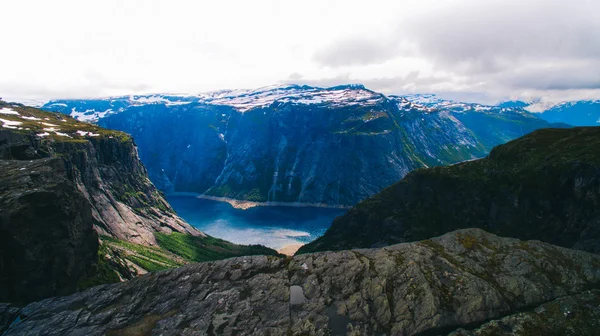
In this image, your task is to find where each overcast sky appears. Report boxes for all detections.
[1,0,599,104]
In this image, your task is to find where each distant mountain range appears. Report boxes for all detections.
[40,84,569,206]
[500,99,600,126]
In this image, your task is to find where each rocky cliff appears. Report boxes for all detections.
[3,229,600,335]
[43,84,566,206]
[0,101,203,304]
[1,101,200,246]
[299,127,600,254]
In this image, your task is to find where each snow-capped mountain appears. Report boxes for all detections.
[500,99,600,126]
[43,84,385,121]
[41,84,565,206]
[399,94,516,113]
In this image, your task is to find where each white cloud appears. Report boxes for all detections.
[0,0,599,104]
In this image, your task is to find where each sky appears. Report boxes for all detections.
[1,0,599,105]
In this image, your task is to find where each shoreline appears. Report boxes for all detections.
[277,243,304,256]
[168,192,352,210]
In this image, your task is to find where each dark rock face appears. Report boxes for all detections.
[44,85,563,206]
[0,303,20,333]
[0,157,98,305]
[4,229,600,335]
[300,127,600,254]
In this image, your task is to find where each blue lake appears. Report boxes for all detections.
[167,196,347,250]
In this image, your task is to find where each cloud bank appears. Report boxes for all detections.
[1,0,599,104]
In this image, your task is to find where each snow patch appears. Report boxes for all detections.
[76,130,99,137]
[0,118,23,128]
[21,115,41,120]
[0,108,19,115]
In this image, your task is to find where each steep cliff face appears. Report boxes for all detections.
[300,127,600,254]
[1,102,201,246]
[0,101,202,304]
[43,85,565,206]
[4,229,600,335]
[0,156,98,305]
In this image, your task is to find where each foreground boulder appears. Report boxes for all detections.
[300,127,600,254]
[4,229,600,335]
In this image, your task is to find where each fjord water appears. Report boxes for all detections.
[167,196,346,250]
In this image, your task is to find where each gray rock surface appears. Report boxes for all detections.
[0,304,20,334]
[450,289,600,336]
[5,229,600,335]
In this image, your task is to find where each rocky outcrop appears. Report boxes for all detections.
[300,127,600,254]
[0,304,20,334]
[44,85,564,206]
[4,229,600,335]
[0,154,99,305]
[1,102,201,246]
[450,290,600,336]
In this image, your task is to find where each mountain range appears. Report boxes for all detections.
[500,99,600,126]
[41,84,569,206]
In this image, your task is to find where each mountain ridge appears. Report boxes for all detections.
[40,85,569,206]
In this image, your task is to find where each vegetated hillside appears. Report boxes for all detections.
[0,101,278,304]
[43,85,566,206]
[299,127,600,254]
[4,229,600,335]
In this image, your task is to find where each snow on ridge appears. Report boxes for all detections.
[204,86,383,112]
[21,115,41,120]
[129,95,171,104]
[0,118,23,128]
[76,130,100,137]
[0,108,20,115]
[396,94,501,114]
[524,101,562,113]
[70,108,113,122]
